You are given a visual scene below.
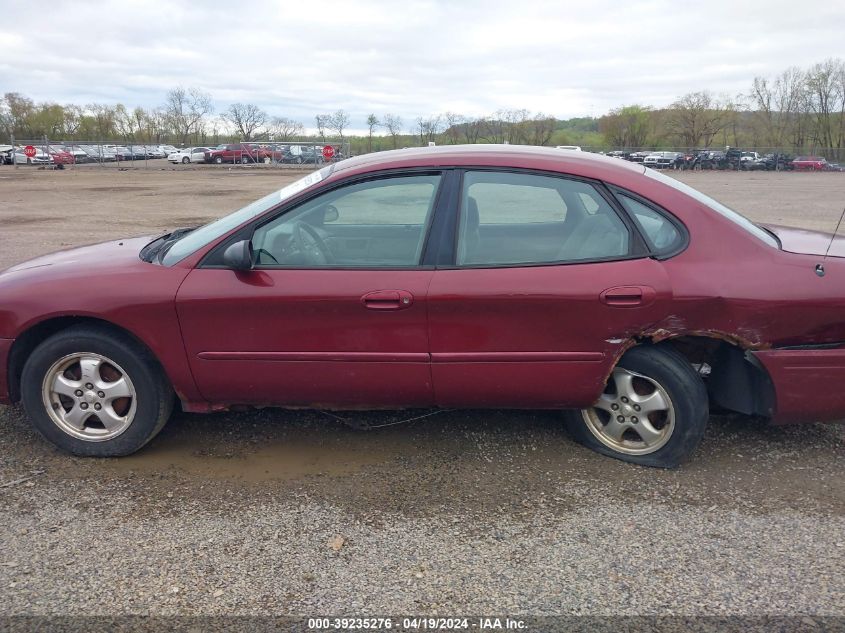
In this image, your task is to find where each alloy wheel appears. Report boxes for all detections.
[581,367,675,455]
[41,352,137,442]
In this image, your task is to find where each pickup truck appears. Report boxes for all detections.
[204,144,263,164]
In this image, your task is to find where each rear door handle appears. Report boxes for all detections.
[361,290,414,311]
[600,286,655,307]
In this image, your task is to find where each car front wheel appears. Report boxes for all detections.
[564,345,708,468]
[182,156,190,164]
[214,156,223,164]
[20,326,174,456]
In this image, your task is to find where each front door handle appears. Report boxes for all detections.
[600,286,656,307]
[361,290,414,311]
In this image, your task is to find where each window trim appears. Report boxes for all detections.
[607,185,690,260]
[199,167,448,271]
[442,167,650,270]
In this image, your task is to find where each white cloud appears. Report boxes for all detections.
[0,0,842,130]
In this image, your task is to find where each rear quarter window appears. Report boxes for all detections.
[616,194,686,257]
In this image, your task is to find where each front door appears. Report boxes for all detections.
[427,170,676,409]
[176,173,444,408]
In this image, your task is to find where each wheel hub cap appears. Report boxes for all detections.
[41,352,137,442]
[581,367,675,456]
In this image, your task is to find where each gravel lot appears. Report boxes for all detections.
[0,164,843,620]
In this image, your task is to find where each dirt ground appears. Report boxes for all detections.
[0,163,843,618]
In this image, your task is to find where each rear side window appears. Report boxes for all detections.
[456,171,630,266]
[617,195,684,256]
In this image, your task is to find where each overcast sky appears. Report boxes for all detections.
[1,0,843,132]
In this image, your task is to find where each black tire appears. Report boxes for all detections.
[563,344,708,468]
[182,156,190,164]
[214,156,223,164]
[20,325,174,457]
[241,156,249,164]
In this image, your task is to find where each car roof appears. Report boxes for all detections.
[332,144,646,180]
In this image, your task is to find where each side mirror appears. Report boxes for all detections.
[222,239,253,271]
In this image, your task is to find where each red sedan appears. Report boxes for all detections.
[1,146,844,467]
[791,156,828,171]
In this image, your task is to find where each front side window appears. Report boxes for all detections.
[160,166,335,265]
[252,174,441,268]
[456,171,630,266]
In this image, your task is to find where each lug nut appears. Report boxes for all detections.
[94,403,102,411]
[80,403,89,410]
[85,383,93,390]
[75,389,83,397]
[616,415,624,422]
[611,403,619,411]
[631,416,639,424]
[621,397,629,403]
[633,404,641,411]
[97,391,105,398]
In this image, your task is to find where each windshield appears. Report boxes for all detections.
[646,169,779,248]
[160,165,335,265]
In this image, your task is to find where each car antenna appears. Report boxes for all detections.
[817,206,845,277]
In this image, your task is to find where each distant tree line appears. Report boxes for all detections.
[1,58,842,156]
[599,58,845,153]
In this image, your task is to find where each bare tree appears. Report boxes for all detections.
[666,91,734,148]
[599,105,651,148]
[415,115,443,144]
[460,118,482,144]
[315,114,329,141]
[89,103,118,139]
[269,116,304,141]
[62,104,84,137]
[480,113,506,144]
[381,113,403,148]
[442,112,465,144]
[163,87,214,145]
[222,103,267,141]
[525,114,557,146]
[366,114,379,152]
[805,58,845,149]
[326,109,350,140]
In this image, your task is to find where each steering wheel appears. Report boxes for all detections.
[292,221,334,265]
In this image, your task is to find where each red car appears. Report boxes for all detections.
[1,146,844,467]
[791,156,828,171]
[43,147,76,166]
[204,143,263,164]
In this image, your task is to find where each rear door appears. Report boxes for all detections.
[427,169,676,409]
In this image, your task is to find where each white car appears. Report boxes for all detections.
[167,147,210,164]
[556,145,582,151]
[740,152,760,163]
[643,151,682,169]
[13,148,53,165]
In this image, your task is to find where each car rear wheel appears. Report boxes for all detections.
[21,326,174,457]
[241,156,249,164]
[564,345,708,468]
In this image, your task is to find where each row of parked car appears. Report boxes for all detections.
[0,142,343,166]
[175,143,341,165]
[0,144,183,165]
[605,149,843,172]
